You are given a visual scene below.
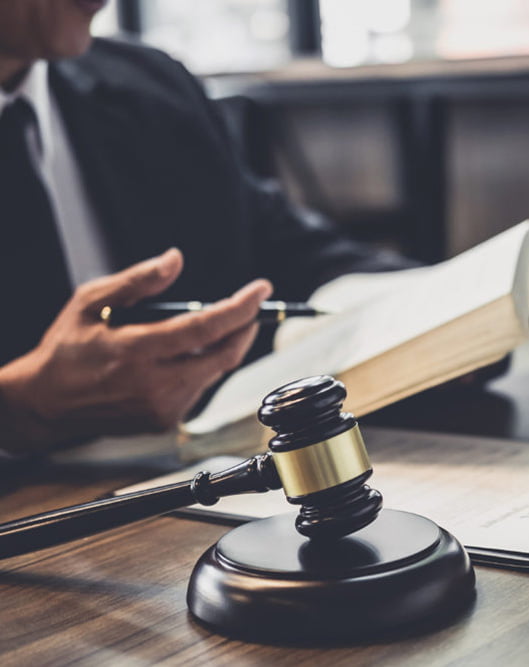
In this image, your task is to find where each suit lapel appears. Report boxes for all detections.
[48,49,252,301]
[49,60,164,271]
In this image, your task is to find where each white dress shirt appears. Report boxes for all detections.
[0,61,114,286]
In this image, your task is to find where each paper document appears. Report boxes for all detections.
[116,428,529,568]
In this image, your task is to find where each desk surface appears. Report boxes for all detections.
[2,424,529,666]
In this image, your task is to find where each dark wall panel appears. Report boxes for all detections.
[447,100,529,256]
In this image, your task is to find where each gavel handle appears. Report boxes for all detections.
[0,453,281,560]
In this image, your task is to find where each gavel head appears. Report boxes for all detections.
[258,375,382,541]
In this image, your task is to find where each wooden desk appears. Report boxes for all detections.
[2,426,529,666]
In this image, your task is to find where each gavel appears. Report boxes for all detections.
[0,376,382,559]
[0,375,475,640]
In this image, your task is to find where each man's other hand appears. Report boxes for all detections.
[0,249,272,454]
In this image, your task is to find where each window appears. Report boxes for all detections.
[140,0,291,74]
[437,0,529,60]
[95,1,529,73]
[91,0,119,37]
[319,0,529,68]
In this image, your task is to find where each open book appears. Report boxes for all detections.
[187,221,529,434]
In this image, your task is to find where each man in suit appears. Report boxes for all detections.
[0,0,410,455]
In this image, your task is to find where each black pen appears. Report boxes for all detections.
[100,301,329,326]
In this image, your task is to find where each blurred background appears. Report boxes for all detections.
[93,0,529,263]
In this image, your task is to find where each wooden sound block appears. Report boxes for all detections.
[187,509,475,641]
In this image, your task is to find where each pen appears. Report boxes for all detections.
[100,301,329,326]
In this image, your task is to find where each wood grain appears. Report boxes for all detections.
[1,430,529,666]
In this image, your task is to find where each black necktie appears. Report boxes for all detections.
[0,98,70,366]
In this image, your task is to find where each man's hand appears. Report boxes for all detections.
[0,249,272,454]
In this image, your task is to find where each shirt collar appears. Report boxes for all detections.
[0,61,53,159]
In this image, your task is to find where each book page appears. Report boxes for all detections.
[275,267,429,349]
[188,221,529,434]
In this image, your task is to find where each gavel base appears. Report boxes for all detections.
[187,509,475,642]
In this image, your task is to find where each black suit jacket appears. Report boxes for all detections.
[2,39,411,365]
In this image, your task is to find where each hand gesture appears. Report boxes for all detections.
[0,249,272,454]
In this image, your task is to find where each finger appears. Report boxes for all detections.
[163,322,260,402]
[77,248,184,312]
[117,278,273,359]
[123,323,259,432]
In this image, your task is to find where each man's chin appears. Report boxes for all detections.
[46,33,93,61]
